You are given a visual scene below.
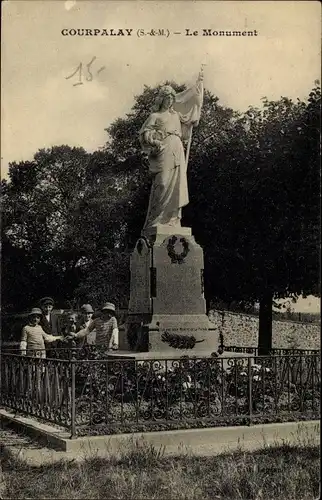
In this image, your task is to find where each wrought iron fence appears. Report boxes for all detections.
[1,351,320,437]
[1,353,72,429]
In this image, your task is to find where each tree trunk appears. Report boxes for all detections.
[258,291,273,355]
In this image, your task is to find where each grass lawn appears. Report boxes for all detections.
[1,430,320,500]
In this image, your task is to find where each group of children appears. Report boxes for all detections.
[20,298,119,358]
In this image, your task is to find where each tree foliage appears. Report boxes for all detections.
[188,88,320,307]
[2,146,127,310]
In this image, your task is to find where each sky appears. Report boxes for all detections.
[1,0,321,313]
[274,296,320,315]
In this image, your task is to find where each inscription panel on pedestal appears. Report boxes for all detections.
[160,327,210,332]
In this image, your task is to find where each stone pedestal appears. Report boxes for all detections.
[121,226,218,355]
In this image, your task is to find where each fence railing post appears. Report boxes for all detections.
[0,353,2,403]
[70,343,76,439]
[248,356,253,425]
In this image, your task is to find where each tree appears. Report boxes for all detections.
[2,146,126,311]
[73,250,130,309]
[185,87,320,353]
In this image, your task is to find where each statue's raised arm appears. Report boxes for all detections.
[140,71,204,234]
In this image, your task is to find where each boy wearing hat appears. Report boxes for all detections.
[20,308,64,358]
[68,302,118,349]
[78,304,96,345]
[39,297,61,336]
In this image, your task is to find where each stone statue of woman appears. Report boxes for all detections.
[139,70,204,234]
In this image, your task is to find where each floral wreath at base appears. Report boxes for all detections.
[161,331,205,350]
[167,236,190,264]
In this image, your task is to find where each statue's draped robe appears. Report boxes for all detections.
[140,80,204,232]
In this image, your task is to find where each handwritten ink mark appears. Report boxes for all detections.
[85,56,96,81]
[65,57,106,86]
[65,62,83,86]
[96,66,106,75]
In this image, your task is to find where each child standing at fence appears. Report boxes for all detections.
[67,302,118,349]
[59,311,80,349]
[61,311,78,337]
[78,304,96,346]
[20,308,63,358]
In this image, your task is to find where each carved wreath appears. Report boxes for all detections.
[161,331,205,350]
[167,236,190,264]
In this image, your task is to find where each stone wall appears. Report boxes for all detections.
[209,310,320,350]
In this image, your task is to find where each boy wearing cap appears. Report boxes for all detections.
[39,297,61,336]
[68,302,118,349]
[20,308,64,358]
